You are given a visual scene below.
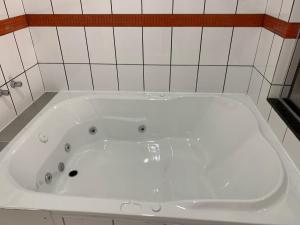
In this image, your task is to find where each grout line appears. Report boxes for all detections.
[195,27,204,92]
[141,0,145,91]
[168,0,175,92]
[222,27,235,93]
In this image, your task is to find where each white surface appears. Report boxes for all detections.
[204,0,237,13]
[142,0,173,14]
[197,66,226,93]
[173,0,205,14]
[65,64,93,91]
[51,0,82,14]
[224,66,252,93]
[114,28,143,64]
[39,64,68,91]
[144,66,170,92]
[118,65,143,91]
[111,0,141,14]
[26,65,44,101]
[200,28,232,65]
[30,27,63,63]
[172,28,202,65]
[92,65,118,91]
[81,0,111,14]
[170,66,197,92]
[0,92,300,225]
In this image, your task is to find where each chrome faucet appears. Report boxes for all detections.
[0,89,10,97]
[10,80,23,88]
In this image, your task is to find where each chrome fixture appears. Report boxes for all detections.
[10,80,23,88]
[89,126,97,135]
[58,162,65,172]
[0,89,10,97]
[138,125,146,133]
[65,143,71,153]
[45,172,52,184]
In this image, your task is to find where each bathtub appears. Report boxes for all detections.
[0,92,300,225]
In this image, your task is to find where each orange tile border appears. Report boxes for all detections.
[0,14,299,39]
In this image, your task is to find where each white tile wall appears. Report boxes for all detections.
[170,66,198,92]
[266,0,283,18]
[197,66,226,93]
[283,129,300,170]
[224,66,252,93]
[51,0,82,14]
[0,0,8,19]
[112,0,141,14]
[229,28,261,66]
[237,0,268,13]
[22,0,52,14]
[144,28,172,65]
[200,28,233,65]
[118,65,143,91]
[65,64,93,90]
[114,28,143,64]
[248,68,263,103]
[4,0,24,17]
[86,28,116,64]
[172,28,202,65]
[57,27,89,63]
[205,0,238,14]
[143,0,173,14]
[92,65,118,91]
[26,65,44,100]
[81,0,111,14]
[39,64,68,91]
[173,0,205,14]
[144,66,170,92]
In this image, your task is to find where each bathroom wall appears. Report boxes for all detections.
[23,0,267,94]
[0,0,44,131]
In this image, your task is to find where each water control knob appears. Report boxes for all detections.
[151,203,162,213]
[39,133,48,143]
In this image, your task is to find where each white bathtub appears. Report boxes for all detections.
[0,92,300,225]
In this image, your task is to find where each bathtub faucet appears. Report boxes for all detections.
[0,89,10,97]
[10,80,23,88]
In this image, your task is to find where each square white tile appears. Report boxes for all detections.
[172,27,202,65]
[65,64,93,90]
[229,28,261,66]
[14,28,37,70]
[224,66,252,93]
[86,27,116,64]
[112,0,141,13]
[197,66,226,93]
[26,65,44,101]
[114,28,143,64]
[170,66,198,92]
[58,27,89,63]
[144,66,170,92]
[237,0,268,13]
[173,0,205,13]
[51,0,82,14]
[254,28,274,75]
[22,0,53,14]
[0,33,24,81]
[39,64,68,91]
[144,28,172,65]
[283,129,300,169]
[4,0,25,17]
[205,0,238,13]
[118,65,143,91]
[0,89,16,132]
[248,68,263,104]
[8,74,33,115]
[143,0,173,14]
[0,67,5,86]
[265,35,284,83]
[81,0,111,14]
[200,28,233,65]
[30,27,63,63]
[92,65,118,91]
[269,109,287,142]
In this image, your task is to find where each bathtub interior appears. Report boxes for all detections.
[8,95,284,203]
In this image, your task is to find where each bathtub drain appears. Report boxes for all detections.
[69,170,78,177]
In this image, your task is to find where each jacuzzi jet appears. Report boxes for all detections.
[89,126,97,135]
[69,170,78,177]
[58,162,65,172]
[65,143,71,153]
[138,125,146,133]
[45,172,52,184]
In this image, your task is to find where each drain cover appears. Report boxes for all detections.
[69,170,78,177]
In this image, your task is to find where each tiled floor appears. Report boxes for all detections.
[0,92,56,151]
